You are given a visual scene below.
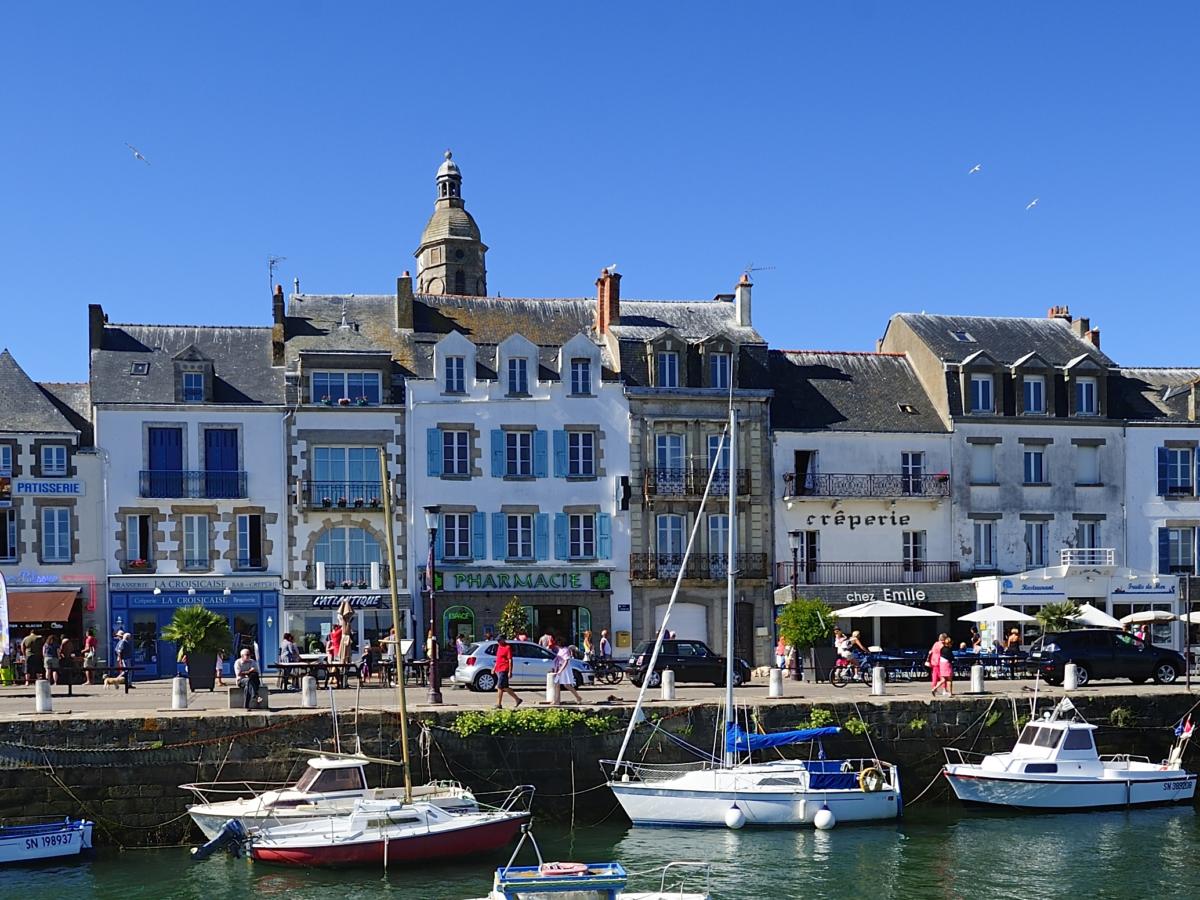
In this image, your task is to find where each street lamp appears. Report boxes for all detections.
[424,504,443,705]
[787,530,801,681]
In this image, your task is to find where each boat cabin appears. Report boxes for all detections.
[983,719,1101,775]
[288,757,369,797]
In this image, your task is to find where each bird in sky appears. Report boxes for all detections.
[124,143,150,165]
[968,164,982,174]
[1025,198,1039,210]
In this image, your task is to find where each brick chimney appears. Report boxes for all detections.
[396,271,414,330]
[1085,327,1100,349]
[596,268,621,334]
[272,284,285,326]
[1071,316,1091,338]
[735,273,752,327]
[1047,305,1072,322]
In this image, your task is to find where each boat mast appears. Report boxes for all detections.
[723,406,737,768]
[379,448,414,804]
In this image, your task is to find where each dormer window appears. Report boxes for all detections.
[507,357,529,395]
[950,329,976,343]
[312,371,382,406]
[1076,377,1098,416]
[570,358,592,396]
[1023,376,1046,415]
[710,352,731,390]
[969,374,994,414]
[657,351,679,388]
[182,372,205,403]
[444,356,465,394]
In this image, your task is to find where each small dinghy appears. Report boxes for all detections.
[0,818,94,865]
[943,699,1196,811]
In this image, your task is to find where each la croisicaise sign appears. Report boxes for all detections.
[436,569,611,593]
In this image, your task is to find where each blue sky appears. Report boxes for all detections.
[3,2,1197,381]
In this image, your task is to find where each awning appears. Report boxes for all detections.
[6,589,80,625]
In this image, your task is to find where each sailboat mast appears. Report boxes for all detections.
[724,406,737,767]
[379,448,413,804]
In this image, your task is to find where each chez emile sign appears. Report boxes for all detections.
[432,569,612,593]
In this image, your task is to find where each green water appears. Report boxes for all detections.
[4,805,1197,899]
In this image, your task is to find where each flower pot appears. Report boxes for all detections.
[337,499,347,508]
[322,498,332,508]
[354,499,364,508]
[188,650,218,692]
[368,498,380,508]
[338,398,351,407]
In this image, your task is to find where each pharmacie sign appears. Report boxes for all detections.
[436,569,611,592]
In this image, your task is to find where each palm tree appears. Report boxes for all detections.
[1035,600,1080,634]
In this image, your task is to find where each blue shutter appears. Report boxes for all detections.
[597,514,612,560]
[533,430,549,478]
[553,430,568,478]
[554,513,568,560]
[472,512,486,561]
[426,428,443,477]
[492,513,506,560]
[433,522,444,562]
[1158,528,1171,575]
[535,514,550,560]
[1157,446,1169,496]
[491,430,505,478]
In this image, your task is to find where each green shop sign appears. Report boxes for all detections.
[436,569,611,592]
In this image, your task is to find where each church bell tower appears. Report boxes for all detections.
[414,150,488,296]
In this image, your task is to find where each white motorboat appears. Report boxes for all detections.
[604,409,901,829]
[943,699,1196,810]
[0,818,93,865]
[182,754,476,840]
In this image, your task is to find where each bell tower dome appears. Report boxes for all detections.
[415,150,488,296]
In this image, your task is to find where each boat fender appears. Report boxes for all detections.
[541,862,589,876]
[724,805,746,829]
[190,819,248,862]
[813,806,836,830]
[859,767,885,792]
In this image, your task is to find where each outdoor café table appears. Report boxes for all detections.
[951,653,1031,679]
[270,661,315,691]
[403,659,430,686]
[271,659,358,689]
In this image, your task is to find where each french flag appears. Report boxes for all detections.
[1174,717,1193,738]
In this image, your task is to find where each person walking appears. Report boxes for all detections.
[599,629,612,658]
[82,628,98,685]
[493,636,521,709]
[775,635,789,669]
[22,630,43,684]
[234,648,262,710]
[551,644,583,705]
[115,631,134,688]
[42,634,61,685]
[931,634,954,697]
[581,630,595,663]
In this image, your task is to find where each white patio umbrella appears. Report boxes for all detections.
[1177,612,1200,624]
[1067,602,1123,629]
[958,605,1037,623]
[836,599,941,650]
[1119,610,1176,624]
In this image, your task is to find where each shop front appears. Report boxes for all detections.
[109,575,280,679]
[4,588,83,652]
[282,592,410,657]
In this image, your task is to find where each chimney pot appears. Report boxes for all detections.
[1086,327,1101,349]
[596,268,622,334]
[396,272,414,330]
[734,275,752,327]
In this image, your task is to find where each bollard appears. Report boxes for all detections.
[171,676,189,710]
[301,675,318,708]
[970,664,986,695]
[35,678,53,713]
[768,668,785,698]
[545,673,560,704]
[1063,663,1078,691]
[870,665,886,697]
[661,669,676,701]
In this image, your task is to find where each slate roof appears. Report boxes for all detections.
[38,382,93,444]
[0,350,80,435]
[769,350,947,433]
[1111,368,1200,423]
[90,324,283,405]
[888,313,1113,367]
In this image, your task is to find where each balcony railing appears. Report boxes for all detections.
[305,563,391,590]
[303,481,385,510]
[644,467,751,498]
[630,553,769,581]
[1060,548,1115,567]
[139,470,248,499]
[775,560,961,585]
[782,472,949,500]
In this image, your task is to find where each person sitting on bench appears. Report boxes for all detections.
[234,648,261,710]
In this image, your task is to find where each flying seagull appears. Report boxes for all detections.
[1025,198,1039,210]
[968,164,982,174]
[125,143,150,165]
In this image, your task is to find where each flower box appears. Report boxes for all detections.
[337,497,348,508]
[322,497,332,508]
[368,497,381,509]
[353,498,364,508]
[337,397,352,407]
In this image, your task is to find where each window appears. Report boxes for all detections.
[654,434,684,495]
[1075,444,1100,486]
[507,357,529,395]
[236,514,264,569]
[41,507,70,562]
[443,513,472,560]
[709,352,731,390]
[0,444,10,473]
[442,430,470,477]
[657,351,679,388]
[182,371,205,403]
[125,514,151,566]
[0,509,16,562]
[1165,447,1194,496]
[569,513,595,559]
[657,514,685,556]
[708,435,730,471]
[1075,377,1098,416]
[444,356,466,393]
[506,514,534,560]
[183,514,209,569]
[1023,376,1045,414]
[950,329,976,343]
[505,431,532,477]
[570,358,592,396]
[1166,527,1196,575]
[41,445,67,476]
[1062,729,1095,752]
[312,371,382,405]
[901,451,924,494]
[312,447,382,503]
[708,514,730,577]
[1024,521,1048,568]
[1076,520,1100,550]
[567,431,595,477]
[1023,449,1046,484]
[970,443,996,485]
[973,521,997,570]
[969,374,993,414]
[315,526,384,586]
[903,531,926,571]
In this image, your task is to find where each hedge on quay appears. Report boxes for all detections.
[448,707,617,738]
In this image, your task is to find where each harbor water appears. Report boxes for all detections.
[4,804,1197,899]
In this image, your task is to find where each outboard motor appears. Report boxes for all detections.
[190,819,247,861]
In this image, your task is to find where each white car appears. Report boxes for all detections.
[453,640,592,692]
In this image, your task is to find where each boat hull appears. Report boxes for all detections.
[944,768,1197,810]
[609,782,898,827]
[0,820,93,865]
[249,812,529,867]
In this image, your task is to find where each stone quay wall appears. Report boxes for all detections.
[0,692,1196,847]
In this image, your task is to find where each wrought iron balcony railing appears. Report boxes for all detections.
[782,472,950,499]
[644,467,751,498]
[305,562,391,590]
[303,481,385,510]
[139,470,248,499]
[775,560,961,586]
[630,553,769,581]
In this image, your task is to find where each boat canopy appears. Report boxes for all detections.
[725,723,841,753]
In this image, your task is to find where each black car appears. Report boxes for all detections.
[627,639,751,688]
[1031,629,1186,686]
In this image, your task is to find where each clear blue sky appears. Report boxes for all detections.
[3,2,1197,381]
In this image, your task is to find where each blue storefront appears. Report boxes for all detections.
[108,575,281,680]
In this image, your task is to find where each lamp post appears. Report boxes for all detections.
[424,504,443,705]
[788,530,801,681]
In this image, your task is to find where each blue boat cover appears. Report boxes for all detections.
[725,723,841,752]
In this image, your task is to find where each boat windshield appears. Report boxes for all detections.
[1033,728,1061,749]
[293,766,366,794]
[1016,726,1040,745]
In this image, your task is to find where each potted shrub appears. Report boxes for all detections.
[162,604,232,692]
[355,396,370,407]
[337,496,348,508]
[338,397,351,407]
[368,496,381,509]
[353,497,364,508]
[319,395,332,407]
[775,596,835,682]
[322,497,332,508]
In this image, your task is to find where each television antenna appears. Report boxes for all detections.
[743,262,775,279]
[268,255,287,295]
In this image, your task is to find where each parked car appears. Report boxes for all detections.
[627,639,751,688]
[453,640,592,692]
[1030,629,1186,686]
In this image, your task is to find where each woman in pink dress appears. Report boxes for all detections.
[929,632,949,695]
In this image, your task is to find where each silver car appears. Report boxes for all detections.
[453,640,592,692]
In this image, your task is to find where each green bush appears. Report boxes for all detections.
[775,598,835,650]
[161,605,232,661]
[797,707,835,730]
[1108,706,1135,729]
[907,717,928,732]
[497,597,529,639]
[843,716,871,736]
[984,710,1003,729]
[450,707,616,738]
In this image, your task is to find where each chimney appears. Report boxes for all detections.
[272,284,285,326]
[1047,305,1072,322]
[1071,316,1091,339]
[1085,327,1101,349]
[596,268,621,334]
[87,303,107,350]
[1189,382,1197,422]
[396,271,414,330]
[734,273,752,327]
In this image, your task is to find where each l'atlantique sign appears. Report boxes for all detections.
[434,569,612,593]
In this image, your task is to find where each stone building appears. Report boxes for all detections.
[415,150,487,297]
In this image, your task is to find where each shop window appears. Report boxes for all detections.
[41,507,71,562]
[41,444,68,476]
[443,606,475,644]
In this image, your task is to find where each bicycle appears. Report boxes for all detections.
[829,653,882,688]
[591,657,625,686]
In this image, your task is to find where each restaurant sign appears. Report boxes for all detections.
[312,594,385,609]
[435,569,611,593]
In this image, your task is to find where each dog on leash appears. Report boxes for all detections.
[103,675,124,689]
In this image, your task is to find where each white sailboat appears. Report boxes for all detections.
[603,409,902,828]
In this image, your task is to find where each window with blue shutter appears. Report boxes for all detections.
[1159,528,1171,575]
[552,430,567,478]
[491,513,506,560]
[427,428,443,477]
[534,514,550,560]
[597,513,612,559]
[490,430,505,478]
[554,513,568,560]
[533,430,548,478]
[472,512,486,561]
[1157,446,1169,497]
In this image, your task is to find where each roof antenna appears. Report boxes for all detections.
[743,262,775,279]
[338,299,350,330]
[294,277,300,295]
[268,255,287,296]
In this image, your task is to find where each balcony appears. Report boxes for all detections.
[782,472,949,500]
[303,481,385,510]
[630,553,769,581]
[775,560,961,585]
[644,467,751,499]
[1060,548,1115,567]
[305,562,391,590]
[139,470,247,500]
